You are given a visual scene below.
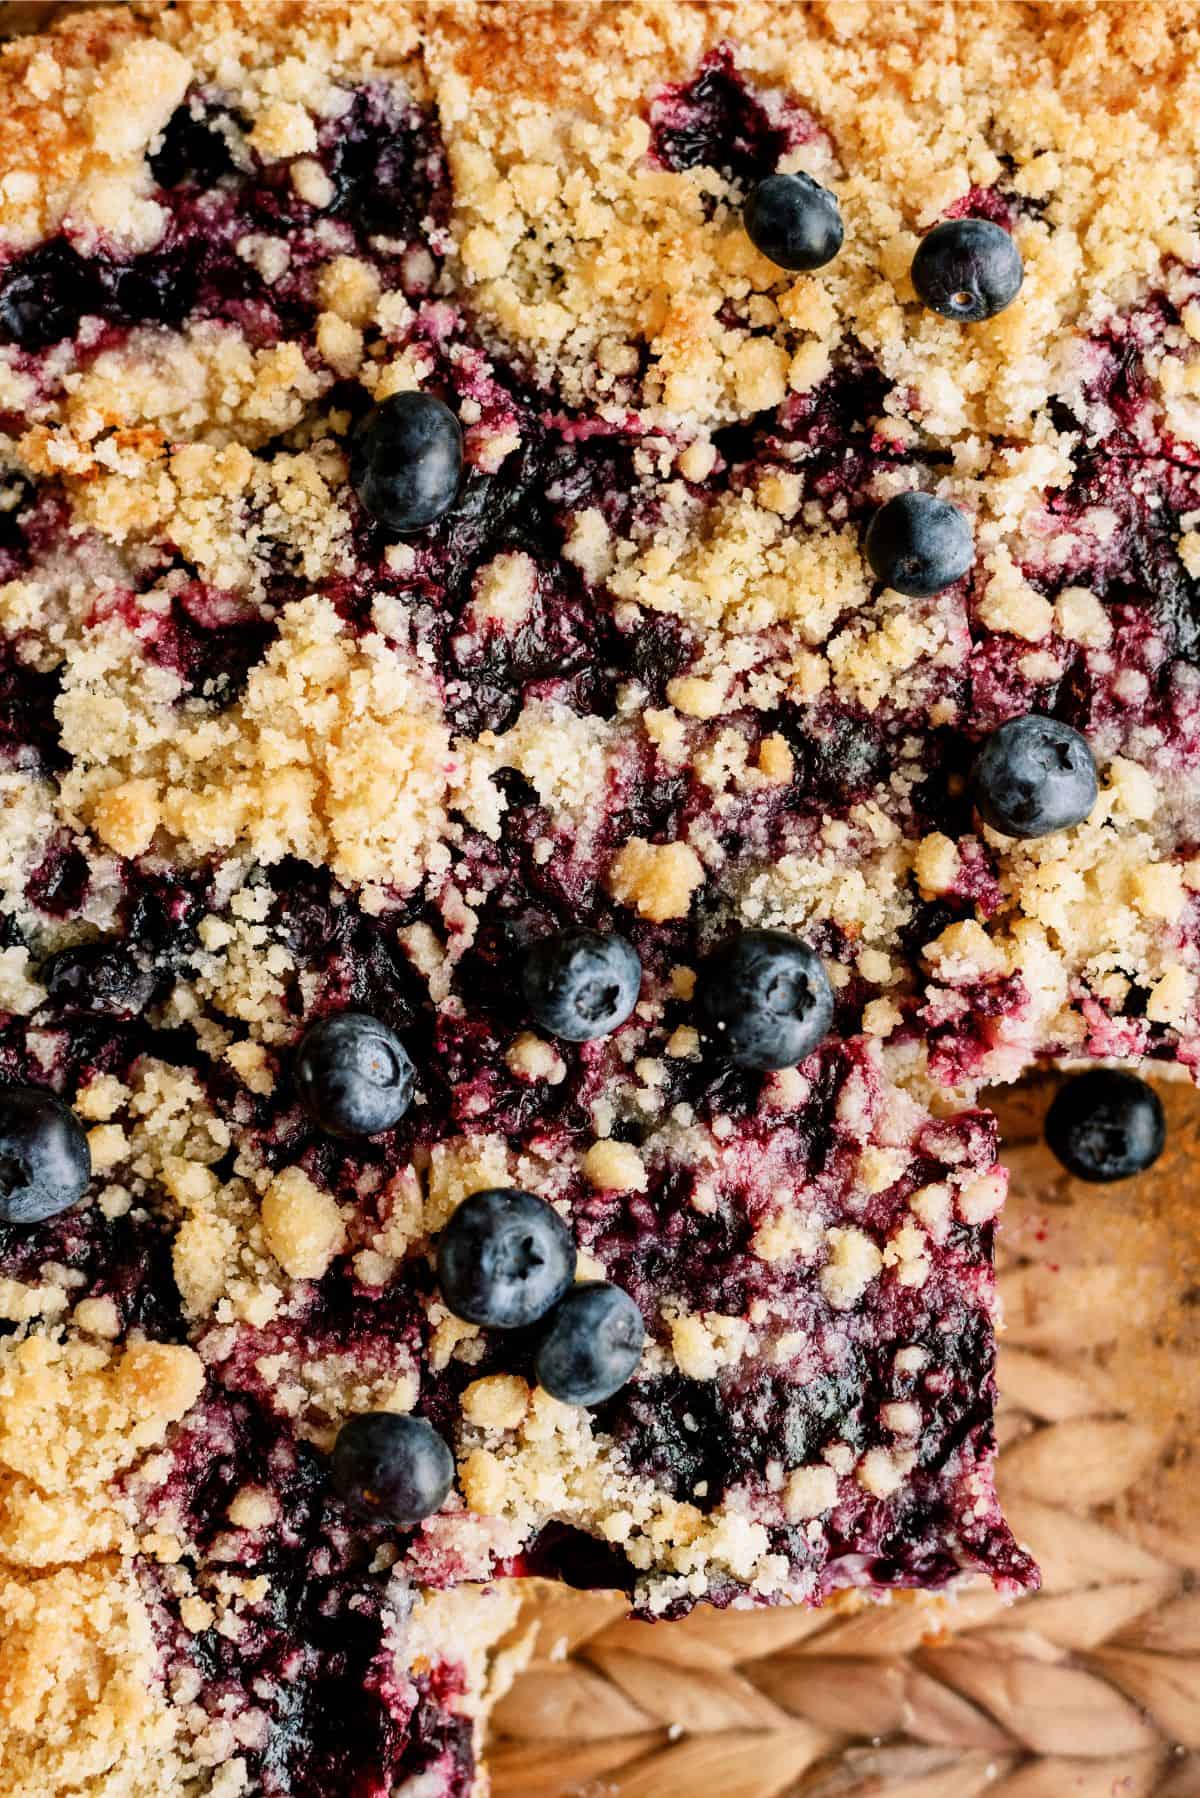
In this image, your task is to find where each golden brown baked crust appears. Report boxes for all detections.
[2,1,1199,1789]
[5,1,1200,1058]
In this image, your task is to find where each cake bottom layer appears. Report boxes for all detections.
[0,1542,524,1798]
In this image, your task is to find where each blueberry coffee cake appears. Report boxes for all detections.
[2,0,1199,1788]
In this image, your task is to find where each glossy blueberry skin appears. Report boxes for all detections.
[0,1087,91,1225]
[696,929,834,1071]
[437,1187,576,1328]
[349,391,463,532]
[865,491,974,597]
[330,1412,455,1525]
[1044,1070,1165,1182]
[970,714,1098,839]
[535,1282,645,1406]
[294,1012,415,1138]
[521,928,642,1042]
[911,218,1024,322]
[743,172,843,271]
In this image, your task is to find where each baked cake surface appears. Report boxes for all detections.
[1,0,1198,1789]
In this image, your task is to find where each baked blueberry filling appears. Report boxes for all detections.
[133,1391,478,1797]
[0,1086,91,1224]
[149,97,240,191]
[648,42,816,181]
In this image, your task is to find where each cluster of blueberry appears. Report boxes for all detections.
[742,168,1023,321]
[288,939,645,1518]
[745,174,1107,844]
[304,930,642,1523]
[346,182,1098,845]
[331,1181,646,1525]
[0,121,1169,1553]
[0,906,1168,1533]
[305,921,836,1522]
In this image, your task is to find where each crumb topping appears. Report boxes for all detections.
[57,595,455,886]
[0,1560,182,1798]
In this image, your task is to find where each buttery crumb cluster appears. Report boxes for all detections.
[3,1,1200,1794]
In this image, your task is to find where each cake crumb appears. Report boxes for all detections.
[783,1464,838,1521]
[607,838,704,922]
[582,1140,648,1194]
[261,1168,346,1281]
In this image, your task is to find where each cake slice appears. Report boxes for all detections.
[0,841,1031,1624]
[0,1330,523,1798]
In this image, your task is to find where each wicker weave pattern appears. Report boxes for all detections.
[490,1081,1200,1796]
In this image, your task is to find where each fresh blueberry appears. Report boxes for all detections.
[330,1412,455,1524]
[437,1187,576,1329]
[911,218,1024,322]
[743,171,843,271]
[521,928,642,1042]
[535,1282,645,1406]
[865,491,974,597]
[349,392,463,532]
[294,1012,415,1137]
[1044,1069,1165,1182]
[0,240,100,350]
[696,929,834,1070]
[0,1086,91,1225]
[970,714,1098,838]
